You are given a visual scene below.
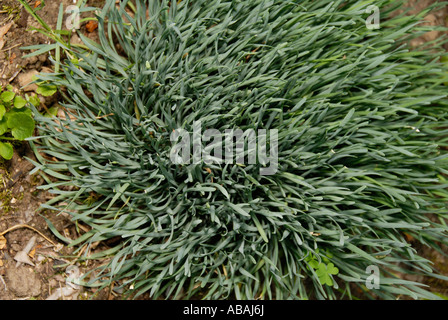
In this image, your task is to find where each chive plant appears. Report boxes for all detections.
[28,0,448,299]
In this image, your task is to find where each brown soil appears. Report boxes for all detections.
[0,0,447,300]
[0,0,110,300]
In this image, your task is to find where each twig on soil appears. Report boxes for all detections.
[8,69,21,83]
[0,63,6,78]
[0,42,22,52]
[0,224,58,247]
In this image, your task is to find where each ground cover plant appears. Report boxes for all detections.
[0,85,36,160]
[25,0,448,299]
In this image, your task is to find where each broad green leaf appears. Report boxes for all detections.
[6,113,35,140]
[13,96,27,109]
[44,106,59,118]
[14,107,32,116]
[0,119,7,135]
[1,91,15,103]
[36,85,57,97]
[0,104,5,120]
[27,95,41,107]
[0,142,13,160]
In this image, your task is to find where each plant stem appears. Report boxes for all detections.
[0,137,18,141]
[0,223,58,247]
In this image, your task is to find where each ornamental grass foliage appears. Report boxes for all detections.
[28,0,448,299]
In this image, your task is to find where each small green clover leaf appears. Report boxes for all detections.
[315,263,329,284]
[0,141,13,160]
[306,248,332,264]
[308,259,319,269]
[306,250,339,287]
[315,262,339,286]
[327,263,339,275]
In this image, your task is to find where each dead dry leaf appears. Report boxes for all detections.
[0,235,6,250]
[28,244,42,259]
[0,22,13,51]
[85,20,98,33]
[0,23,12,38]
